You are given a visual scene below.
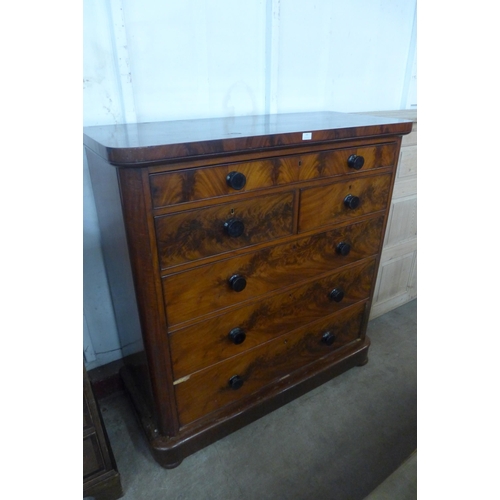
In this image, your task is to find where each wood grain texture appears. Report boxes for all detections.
[369,110,417,319]
[299,173,393,232]
[155,191,295,268]
[296,142,396,182]
[162,216,385,326]
[149,142,397,208]
[116,167,180,435]
[169,258,376,379]
[174,302,366,426]
[83,112,413,166]
[121,333,370,469]
[85,110,412,468]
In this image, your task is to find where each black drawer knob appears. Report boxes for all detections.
[336,242,351,256]
[229,327,246,345]
[344,194,360,210]
[229,274,247,292]
[347,154,365,170]
[224,218,244,237]
[229,375,244,390]
[329,288,345,303]
[322,331,336,346]
[226,171,247,190]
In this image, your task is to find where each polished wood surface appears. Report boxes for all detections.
[175,302,366,425]
[83,112,412,165]
[162,216,385,326]
[170,258,376,379]
[85,111,412,468]
[155,191,295,268]
[122,333,371,469]
[149,142,397,208]
[299,173,392,232]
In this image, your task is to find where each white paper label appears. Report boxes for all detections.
[302,132,312,140]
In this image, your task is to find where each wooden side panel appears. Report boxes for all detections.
[370,112,417,319]
[371,250,416,318]
[398,145,417,178]
[384,197,417,247]
[174,303,366,426]
[116,167,180,436]
[375,253,415,303]
[85,149,144,359]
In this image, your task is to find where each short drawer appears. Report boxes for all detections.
[299,173,392,232]
[170,258,376,379]
[163,215,384,326]
[155,191,294,269]
[174,302,366,425]
[149,142,397,208]
[297,142,397,182]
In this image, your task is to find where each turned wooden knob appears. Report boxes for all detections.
[226,171,247,190]
[321,331,336,346]
[336,242,351,256]
[229,274,247,292]
[344,194,360,210]
[329,288,345,303]
[347,154,365,170]
[224,218,244,237]
[229,375,244,390]
[229,327,246,345]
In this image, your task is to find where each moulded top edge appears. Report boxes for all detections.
[83,111,413,166]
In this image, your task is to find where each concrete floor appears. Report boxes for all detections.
[98,299,417,500]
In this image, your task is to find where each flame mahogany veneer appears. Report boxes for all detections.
[84,111,412,468]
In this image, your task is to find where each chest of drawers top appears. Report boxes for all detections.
[83,111,412,166]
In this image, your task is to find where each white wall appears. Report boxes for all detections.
[83,0,417,370]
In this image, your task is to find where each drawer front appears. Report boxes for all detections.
[170,258,376,379]
[174,302,366,425]
[150,158,299,208]
[299,173,393,232]
[297,142,396,182]
[149,143,397,208]
[163,216,384,326]
[155,191,294,268]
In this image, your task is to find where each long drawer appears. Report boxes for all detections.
[170,258,376,379]
[155,191,295,268]
[149,142,397,208]
[162,215,385,326]
[174,302,366,426]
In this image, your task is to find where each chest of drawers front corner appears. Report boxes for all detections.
[84,111,412,468]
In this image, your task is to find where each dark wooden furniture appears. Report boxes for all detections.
[83,365,123,499]
[84,112,412,468]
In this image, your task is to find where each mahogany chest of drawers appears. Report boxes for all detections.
[84,112,412,468]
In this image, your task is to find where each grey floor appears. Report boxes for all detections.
[99,299,417,500]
